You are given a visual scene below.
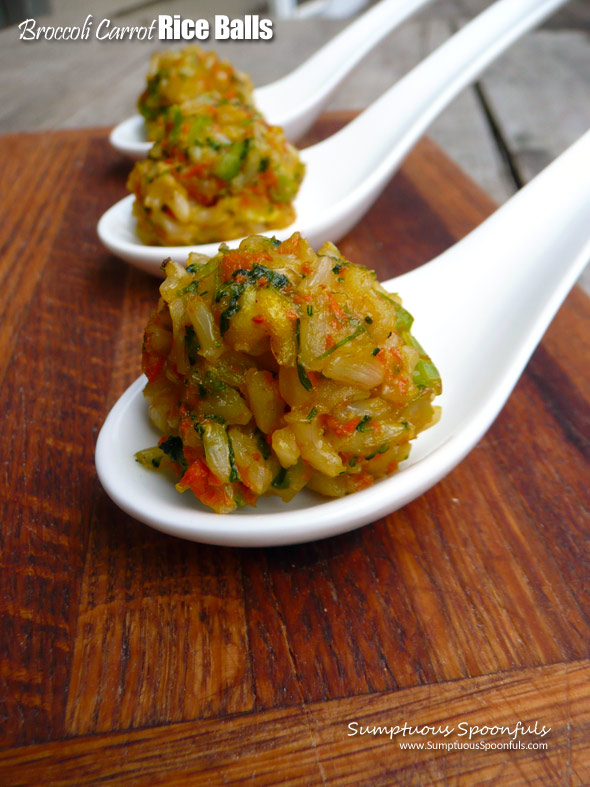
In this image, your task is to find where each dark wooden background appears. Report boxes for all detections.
[0,115,589,784]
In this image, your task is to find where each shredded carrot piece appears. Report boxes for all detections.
[220,250,272,281]
[220,251,250,280]
[278,234,300,255]
[143,355,164,382]
[324,415,361,438]
[179,459,234,510]
[327,293,345,319]
[183,445,202,465]
[181,163,208,179]
[350,470,374,492]
[236,482,258,507]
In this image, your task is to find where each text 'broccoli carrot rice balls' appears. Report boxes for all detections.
[136,232,442,514]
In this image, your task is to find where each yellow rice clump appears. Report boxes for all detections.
[138,45,255,141]
[128,96,304,246]
[136,233,442,513]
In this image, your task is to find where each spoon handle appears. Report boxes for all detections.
[392,127,590,321]
[305,0,569,205]
[254,0,436,139]
[390,127,590,446]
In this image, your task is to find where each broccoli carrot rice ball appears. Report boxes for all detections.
[136,233,442,514]
[128,97,305,246]
[138,45,255,142]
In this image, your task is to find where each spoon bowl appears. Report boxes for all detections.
[109,0,435,160]
[96,127,590,546]
[99,0,570,275]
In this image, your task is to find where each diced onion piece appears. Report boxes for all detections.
[323,353,384,389]
[298,254,333,291]
[330,420,407,454]
[278,366,314,408]
[202,421,231,483]
[135,446,164,470]
[144,377,180,433]
[401,345,420,375]
[291,421,344,477]
[307,473,348,498]
[298,309,335,372]
[168,297,190,375]
[202,387,252,426]
[268,460,312,503]
[256,288,297,366]
[149,323,172,356]
[271,427,300,468]
[171,189,191,222]
[229,427,272,495]
[245,370,284,433]
[224,288,267,355]
[186,296,222,360]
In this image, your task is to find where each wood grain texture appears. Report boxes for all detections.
[1,661,589,785]
[0,115,589,782]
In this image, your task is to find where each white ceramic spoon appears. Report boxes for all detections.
[109,0,436,160]
[95,126,590,547]
[99,0,569,276]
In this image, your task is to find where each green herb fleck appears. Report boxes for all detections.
[185,324,200,364]
[203,414,226,424]
[356,415,372,433]
[214,138,251,182]
[271,467,290,490]
[204,371,227,393]
[365,443,390,460]
[227,431,240,482]
[159,435,187,472]
[297,361,313,392]
[316,325,365,360]
[248,263,290,289]
[216,264,290,334]
[256,429,271,460]
[216,279,248,335]
[185,257,218,280]
[169,106,183,140]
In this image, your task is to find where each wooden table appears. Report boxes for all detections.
[0,115,589,784]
